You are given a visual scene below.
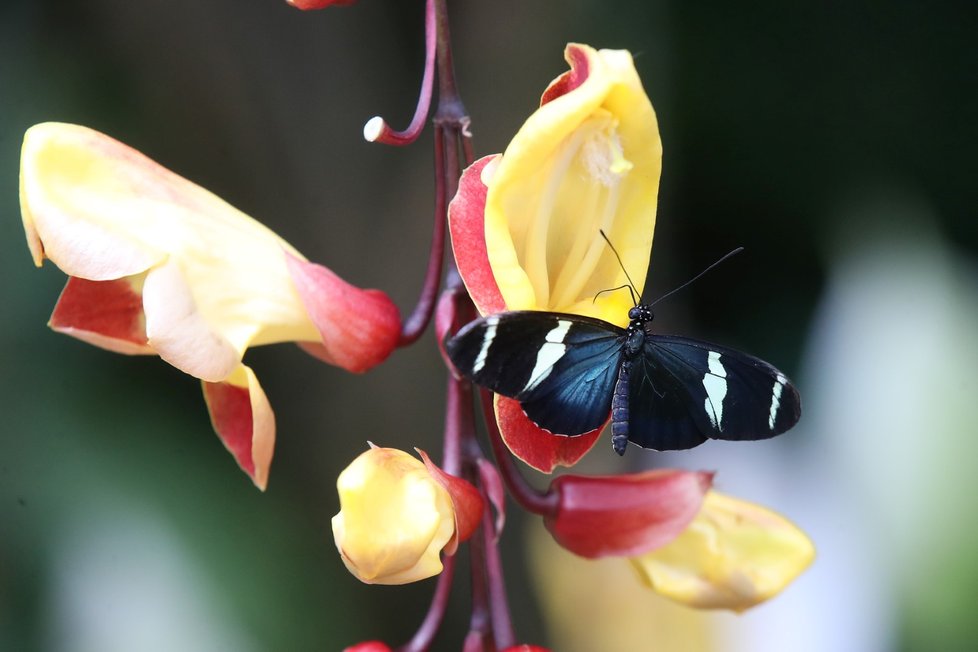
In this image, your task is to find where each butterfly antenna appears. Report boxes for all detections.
[649,247,745,307]
[592,284,634,304]
[598,229,639,306]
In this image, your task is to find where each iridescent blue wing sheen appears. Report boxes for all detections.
[627,334,801,450]
[446,311,624,435]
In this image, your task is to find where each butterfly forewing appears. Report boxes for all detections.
[446,312,624,435]
[626,335,801,450]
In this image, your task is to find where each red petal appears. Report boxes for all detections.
[342,642,392,652]
[202,368,275,491]
[540,44,591,106]
[495,396,602,473]
[544,469,713,559]
[49,276,151,354]
[417,449,485,554]
[434,287,475,374]
[288,0,357,9]
[448,156,507,316]
[478,458,506,539]
[286,253,401,373]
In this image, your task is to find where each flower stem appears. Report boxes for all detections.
[364,0,436,146]
[398,553,457,652]
[482,501,516,649]
[397,125,448,346]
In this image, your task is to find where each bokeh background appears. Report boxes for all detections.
[1,1,975,650]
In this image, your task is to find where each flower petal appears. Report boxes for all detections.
[143,258,243,382]
[343,643,391,652]
[630,491,815,611]
[202,364,275,491]
[288,0,357,9]
[545,469,712,558]
[495,396,602,473]
[483,44,661,326]
[286,254,401,373]
[21,122,331,380]
[417,449,484,554]
[20,123,166,277]
[49,275,152,355]
[448,155,507,316]
[477,458,506,538]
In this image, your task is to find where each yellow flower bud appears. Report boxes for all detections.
[332,447,481,585]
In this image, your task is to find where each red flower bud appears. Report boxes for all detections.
[343,642,391,652]
[287,0,358,10]
[544,469,712,558]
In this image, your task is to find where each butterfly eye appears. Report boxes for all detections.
[628,306,642,320]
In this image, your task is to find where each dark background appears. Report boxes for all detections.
[1,1,975,650]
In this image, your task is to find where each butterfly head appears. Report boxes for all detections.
[628,305,654,324]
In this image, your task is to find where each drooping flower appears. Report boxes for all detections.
[332,446,484,585]
[20,122,401,490]
[544,469,712,558]
[448,43,661,472]
[630,491,815,611]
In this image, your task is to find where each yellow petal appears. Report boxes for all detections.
[630,491,815,611]
[484,44,661,326]
[21,122,323,379]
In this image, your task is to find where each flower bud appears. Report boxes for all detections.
[287,0,357,10]
[544,470,712,558]
[332,446,483,584]
[343,642,391,652]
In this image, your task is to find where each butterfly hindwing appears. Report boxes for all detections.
[446,311,624,435]
[626,335,801,450]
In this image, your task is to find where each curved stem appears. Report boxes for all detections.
[398,553,457,652]
[364,0,436,146]
[398,125,448,346]
[480,390,559,517]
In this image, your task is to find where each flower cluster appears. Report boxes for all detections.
[18,2,814,649]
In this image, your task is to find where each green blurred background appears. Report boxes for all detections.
[1,1,975,650]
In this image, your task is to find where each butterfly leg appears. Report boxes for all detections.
[611,359,631,455]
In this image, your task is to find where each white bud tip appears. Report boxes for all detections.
[363,116,386,142]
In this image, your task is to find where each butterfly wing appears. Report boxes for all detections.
[446,311,624,435]
[627,335,801,450]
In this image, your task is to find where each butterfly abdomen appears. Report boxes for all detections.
[611,358,632,455]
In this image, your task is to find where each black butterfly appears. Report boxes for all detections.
[445,254,801,455]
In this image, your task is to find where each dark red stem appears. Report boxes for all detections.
[398,553,457,652]
[398,125,448,346]
[366,0,436,146]
[481,500,515,649]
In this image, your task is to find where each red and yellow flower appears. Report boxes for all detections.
[449,43,661,472]
[20,122,401,490]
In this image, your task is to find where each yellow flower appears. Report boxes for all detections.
[332,447,483,585]
[448,43,662,471]
[483,42,661,324]
[630,491,815,611]
[20,122,401,489]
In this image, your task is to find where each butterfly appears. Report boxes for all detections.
[445,242,801,455]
